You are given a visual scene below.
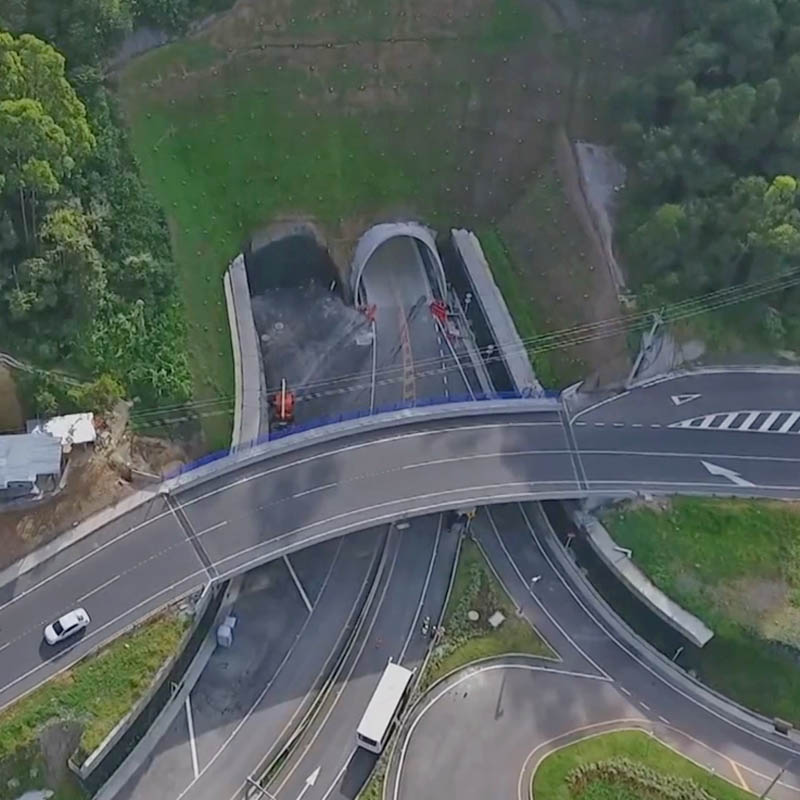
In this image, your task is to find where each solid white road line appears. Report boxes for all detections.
[0,569,206,711]
[77,574,121,602]
[485,509,608,679]
[399,516,442,663]
[185,695,200,780]
[196,520,228,538]
[194,539,351,800]
[394,664,609,800]
[283,555,313,614]
[319,750,355,800]
[272,532,402,795]
[524,508,800,759]
[292,483,336,499]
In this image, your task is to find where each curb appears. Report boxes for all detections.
[379,527,463,800]
[0,488,160,594]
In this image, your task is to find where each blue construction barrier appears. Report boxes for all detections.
[167,390,560,480]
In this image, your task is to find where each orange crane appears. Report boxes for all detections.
[269,378,295,427]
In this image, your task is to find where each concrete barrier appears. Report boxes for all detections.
[224,254,263,450]
[450,229,542,396]
[78,579,235,796]
[573,510,713,647]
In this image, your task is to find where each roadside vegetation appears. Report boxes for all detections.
[0,609,187,800]
[115,0,549,438]
[533,729,753,800]
[423,539,554,688]
[479,226,582,388]
[0,24,195,426]
[609,0,800,354]
[604,497,800,725]
[357,761,386,800]
[358,538,553,799]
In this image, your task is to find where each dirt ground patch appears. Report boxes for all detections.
[0,451,132,570]
[717,577,800,649]
[0,368,23,434]
[0,404,192,571]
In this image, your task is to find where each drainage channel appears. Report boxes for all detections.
[541,500,701,670]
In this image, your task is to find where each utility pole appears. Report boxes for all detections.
[760,759,792,799]
[626,311,663,388]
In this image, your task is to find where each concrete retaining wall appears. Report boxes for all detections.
[224,254,263,450]
[573,509,713,648]
[451,229,542,396]
[78,580,235,797]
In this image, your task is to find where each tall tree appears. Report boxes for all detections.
[0,31,94,245]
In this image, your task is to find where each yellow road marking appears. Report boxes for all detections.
[729,758,749,792]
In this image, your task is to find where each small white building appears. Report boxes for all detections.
[28,412,96,454]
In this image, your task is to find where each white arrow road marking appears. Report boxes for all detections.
[185,696,199,779]
[671,393,701,406]
[296,766,320,799]
[701,461,756,488]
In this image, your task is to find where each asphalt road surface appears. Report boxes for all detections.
[392,502,800,800]
[267,514,457,800]
[363,236,473,408]
[0,371,799,713]
[115,531,383,800]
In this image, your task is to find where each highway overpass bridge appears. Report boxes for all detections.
[0,369,799,710]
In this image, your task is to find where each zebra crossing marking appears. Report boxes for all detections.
[670,410,800,434]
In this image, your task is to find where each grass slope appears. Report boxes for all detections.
[114,0,668,444]
[117,0,542,447]
[603,497,800,724]
[424,538,553,687]
[0,609,187,798]
[479,227,562,386]
[533,730,753,800]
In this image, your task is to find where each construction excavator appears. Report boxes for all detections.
[269,379,295,428]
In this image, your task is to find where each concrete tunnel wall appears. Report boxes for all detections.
[350,222,448,302]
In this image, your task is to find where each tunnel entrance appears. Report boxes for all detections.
[350,223,447,303]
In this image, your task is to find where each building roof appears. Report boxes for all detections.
[0,433,62,489]
[29,413,96,447]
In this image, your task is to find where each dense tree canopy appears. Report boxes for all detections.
[0,28,191,409]
[613,0,800,347]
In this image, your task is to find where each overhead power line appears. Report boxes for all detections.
[131,267,800,424]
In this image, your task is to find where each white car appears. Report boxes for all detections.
[44,608,90,645]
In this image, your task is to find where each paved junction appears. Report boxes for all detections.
[393,503,800,800]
